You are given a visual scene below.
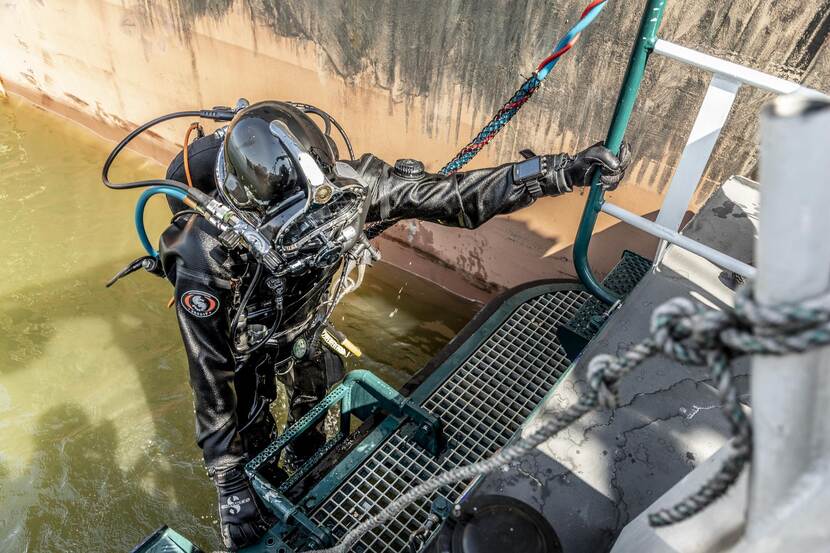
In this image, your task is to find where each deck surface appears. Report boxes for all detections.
[476,176,759,551]
[305,283,590,552]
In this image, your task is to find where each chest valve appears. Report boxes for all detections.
[394,159,425,179]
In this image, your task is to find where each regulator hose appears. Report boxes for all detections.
[105,107,236,258]
[102,109,234,192]
[134,186,190,257]
[287,101,356,161]
[230,263,263,350]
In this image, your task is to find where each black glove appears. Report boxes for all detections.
[211,464,274,551]
[543,141,631,193]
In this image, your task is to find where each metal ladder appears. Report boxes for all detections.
[572,0,825,306]
[570,1,830,551]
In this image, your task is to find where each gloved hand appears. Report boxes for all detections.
[543,141,631,193]
[211,464,275,551]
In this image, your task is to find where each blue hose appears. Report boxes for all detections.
[135,186,189,257]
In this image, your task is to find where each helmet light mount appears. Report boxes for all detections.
[267,120,332,205]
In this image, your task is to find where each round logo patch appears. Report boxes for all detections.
[181,290,220,318]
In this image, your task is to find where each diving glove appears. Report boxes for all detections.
[543,141,632,193]
[211,464,274,551]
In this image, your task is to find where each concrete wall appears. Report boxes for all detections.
[2,0,828,300]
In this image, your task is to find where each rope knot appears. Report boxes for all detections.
[650,297,732,365]
[723,286,830,355]
[586,354,623,409]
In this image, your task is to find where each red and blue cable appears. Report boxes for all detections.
[440,0,609,175]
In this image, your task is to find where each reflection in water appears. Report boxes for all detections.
[0,96,478,551]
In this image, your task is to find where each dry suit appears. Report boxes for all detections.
[158,132,580,474]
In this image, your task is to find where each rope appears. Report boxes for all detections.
[305,285,830,552]
[438,74,543,177]
[440,0,609,177]
[363,0,609,240]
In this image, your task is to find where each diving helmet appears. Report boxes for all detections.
[215,100,368,270]
[218,101,337,212]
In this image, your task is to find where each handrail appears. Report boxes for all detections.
[573,2,827,305]
[654,40,826,98]
[601,201,756,278]
[573,0,667,304]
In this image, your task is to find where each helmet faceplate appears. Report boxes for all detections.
[220,101,336,211]
[215,100,368,272]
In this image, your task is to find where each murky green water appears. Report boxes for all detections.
[0,96,478,552]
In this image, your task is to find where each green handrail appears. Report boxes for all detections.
[573,0,667,304]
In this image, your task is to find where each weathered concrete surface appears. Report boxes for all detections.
[1,1,828,298]
[476,177,759,551]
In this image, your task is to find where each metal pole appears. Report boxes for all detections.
[572,0,667,304]
[742,94,830,548]
[600,201,756,278]
[653,40,827,98]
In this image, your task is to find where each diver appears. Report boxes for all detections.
[112,99,630,551]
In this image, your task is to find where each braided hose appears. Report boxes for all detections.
[440,0,609,176]
[439,74,543,176]
[364,0,609,240]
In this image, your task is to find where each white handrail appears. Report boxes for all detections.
[653,40,826,98]
[600,201,756,279]
[613,39,828,274]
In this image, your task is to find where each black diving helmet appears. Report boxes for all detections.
[215,101,368,271]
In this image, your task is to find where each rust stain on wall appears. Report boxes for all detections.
[1,0,828,298]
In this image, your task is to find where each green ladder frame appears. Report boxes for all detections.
[574,0,667,304]
[242,370,445,551]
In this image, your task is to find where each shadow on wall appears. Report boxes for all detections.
[130,0,830,193]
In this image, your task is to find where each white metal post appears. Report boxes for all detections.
[654,74,741,234]
[738,94,830,551]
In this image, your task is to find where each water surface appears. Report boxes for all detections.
[0,96,477,552]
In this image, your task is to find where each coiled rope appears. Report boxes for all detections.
[364,0,609,240]
[306,285,830,552]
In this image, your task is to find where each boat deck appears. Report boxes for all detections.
[473,176,759,551]
[300,282,589,552]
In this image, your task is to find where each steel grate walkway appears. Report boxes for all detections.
[310,288,589,552]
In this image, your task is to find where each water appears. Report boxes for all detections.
[0,96,478,552]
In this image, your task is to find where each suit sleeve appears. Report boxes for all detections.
[172,265,246,469]
[352,154,552,229]
[160,215,247,470]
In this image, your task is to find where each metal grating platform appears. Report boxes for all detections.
[309,288,590,552]
[557,250,652,359]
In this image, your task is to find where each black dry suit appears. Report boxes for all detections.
[158,132,573,473]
